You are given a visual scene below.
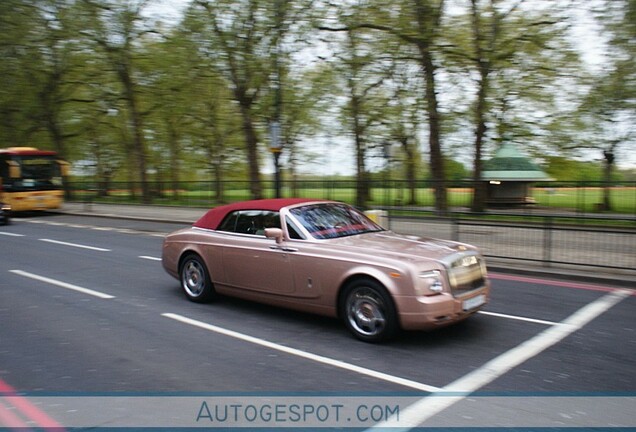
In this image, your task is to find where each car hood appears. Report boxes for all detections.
[326,231,477,263]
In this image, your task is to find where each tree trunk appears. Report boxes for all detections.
[602,149,614,211]
[237,99,262,200]
[401,138,418,205]
[167,120,180,200]
[119,65,151,204]
[470,0,493,213]
[419,46,447,213]
[471,68,488,212]
[352,96,369,208]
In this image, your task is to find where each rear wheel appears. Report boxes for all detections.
[180,254,216,303]
[341,279,398,343]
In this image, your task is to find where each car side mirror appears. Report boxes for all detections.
[265,228,284,244]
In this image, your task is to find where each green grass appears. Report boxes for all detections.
[532,187,636,213]
[70,186,636,214]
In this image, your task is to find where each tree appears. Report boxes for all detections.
[188,0,282,199]
[277,65,333,196]
[440,0,581,210]
[0,1,40,147]
[142,28,198,200]
[318,0,449,212]
[383,62,423,205]
[80,0,155,203]
[584,0,636,210]
[0,0,82,160]
[337,28,392,207]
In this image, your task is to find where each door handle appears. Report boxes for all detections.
[269,245,298,253]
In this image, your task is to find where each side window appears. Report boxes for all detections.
[217,211,239,232]
[217,210,280,235]
[286,219,306,240]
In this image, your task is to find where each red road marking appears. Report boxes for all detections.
[0,398,29,428]
[0,379,65,430]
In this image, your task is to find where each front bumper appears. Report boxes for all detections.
[394,285,490,330]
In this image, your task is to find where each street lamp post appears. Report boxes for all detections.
[270,0,284,198]
[270,122,282,198]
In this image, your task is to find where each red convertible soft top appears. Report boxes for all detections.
[193,198,322,230]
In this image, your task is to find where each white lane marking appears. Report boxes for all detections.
[371,288,633,430]
[139,256,161,261]
[9,270,115,299]
[27,219,170,237]
[0,232,25,237]
[39,238,111,252]
[162,313,441,393]
[478,310,559,326]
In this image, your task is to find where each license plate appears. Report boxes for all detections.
[463,294,486,311]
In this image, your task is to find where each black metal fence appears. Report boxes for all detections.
[383,212,635,272]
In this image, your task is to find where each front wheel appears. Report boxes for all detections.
[341,279,399,343]
[180,254,216,303]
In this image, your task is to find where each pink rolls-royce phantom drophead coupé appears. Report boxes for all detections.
[162,199,490,342]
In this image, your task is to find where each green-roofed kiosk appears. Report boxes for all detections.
[482,142,553,206]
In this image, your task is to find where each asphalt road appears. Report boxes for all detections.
[0,213,634,429]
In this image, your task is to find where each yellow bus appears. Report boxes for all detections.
[0,147,69,212]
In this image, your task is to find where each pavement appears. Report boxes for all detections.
[53,202,635,289]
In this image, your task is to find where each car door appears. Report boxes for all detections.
[277,217,331,302]
[220,210,296,294]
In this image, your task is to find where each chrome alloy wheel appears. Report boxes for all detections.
[346,287,388,338]
[183,260,205,296]
[180,255,216,302]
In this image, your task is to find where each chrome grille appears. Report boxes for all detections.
[447,254,487,295]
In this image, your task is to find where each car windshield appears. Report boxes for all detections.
[289,203,384,239]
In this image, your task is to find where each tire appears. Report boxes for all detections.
[180,254,216,303]
[340,279,399,343]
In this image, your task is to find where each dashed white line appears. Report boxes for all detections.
[9,270,115,299]
[39,238,111,252]
[0,232,25,237]
[25,219,169,236]
[371,288,633,430]
[139,256,161,261]
[162,312,441,393]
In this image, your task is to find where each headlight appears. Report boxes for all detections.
[417,270,444,295]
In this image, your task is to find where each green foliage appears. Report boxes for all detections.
[444,158,470,183]
[0,0,633,210]
[543,156,627,182]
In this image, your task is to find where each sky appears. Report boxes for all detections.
[142,0,191,25]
